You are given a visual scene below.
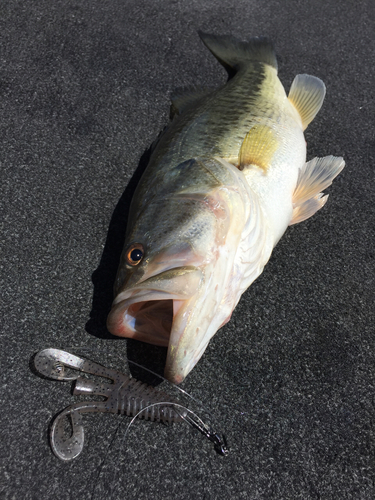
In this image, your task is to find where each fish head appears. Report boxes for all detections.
[107,158,250,383]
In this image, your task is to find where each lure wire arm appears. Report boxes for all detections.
[72,345,229,452]
[177,410,229,456]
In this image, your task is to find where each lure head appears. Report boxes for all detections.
[107,158,250,384]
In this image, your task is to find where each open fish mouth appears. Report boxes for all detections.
[118,299,174,346]
[107,266,202,348]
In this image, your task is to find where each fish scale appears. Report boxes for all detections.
[152,65,267,167]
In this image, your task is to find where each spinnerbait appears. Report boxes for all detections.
[34,349,228,460]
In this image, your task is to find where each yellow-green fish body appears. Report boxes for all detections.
[107,33,344,383]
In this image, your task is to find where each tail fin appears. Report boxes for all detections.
[198,31,277,77]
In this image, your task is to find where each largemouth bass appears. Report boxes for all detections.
[107,33,344,384]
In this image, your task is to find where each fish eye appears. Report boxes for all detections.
[125,243,145,266]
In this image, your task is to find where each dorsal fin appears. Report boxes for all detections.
[290,155,345,225]
[170,87,212,118]
[288,74,326,130]
[198,31,277,77]
[239,124,279,172]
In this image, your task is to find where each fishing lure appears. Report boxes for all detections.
[34,348,228,460]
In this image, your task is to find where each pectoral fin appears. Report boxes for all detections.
[239,124,279,172]
[290,155,345,225]
[288,74,326,130]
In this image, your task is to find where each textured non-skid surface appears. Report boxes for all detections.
[1,1,375,499]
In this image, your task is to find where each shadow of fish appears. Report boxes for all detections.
[107,32,345,384]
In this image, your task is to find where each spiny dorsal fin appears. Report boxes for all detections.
[170,87,212,118]
[288,74,326,130]
[239,124,279,172]
[289,155,345,225]
[198,31,277,77]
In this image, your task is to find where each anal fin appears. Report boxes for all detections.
[288,74,326,130]
[290,155,345,225]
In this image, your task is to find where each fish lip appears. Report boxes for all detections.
[111,265,202,305]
